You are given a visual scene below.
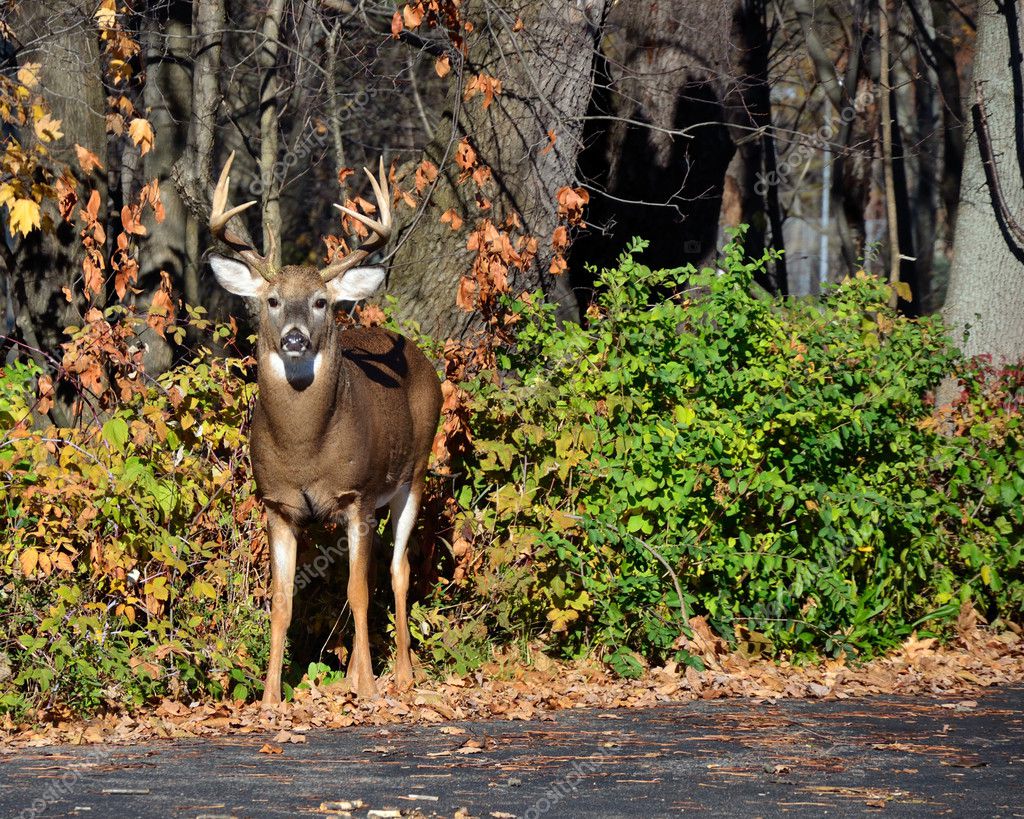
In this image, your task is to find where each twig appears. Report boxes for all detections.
[972,81,1024,250]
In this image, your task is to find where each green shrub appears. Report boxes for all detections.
[0,322,268,717]
[932,357,1024,617]
[419,237,1022,674]
[2,238,1021,717]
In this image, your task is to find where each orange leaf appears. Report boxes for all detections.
[472,165,491,188]
[402,3,424,29]
[128,117,155,156]
[84,189,102,222]
[456,276,477,311]
[19,548,39,577]
[415,160,439,193]
[435,54,451,78]
[541,129,557,156]
[56,173,78,222]
[114,255,139,300]
[147,271,175,338]
[37,374,54,415]
[440,208,463,231]
[454,138,477,171]
[75,144,104,174]
[121,204,147,236]
[464,73,502,109]
[391,10,403,37]
[83,250,105,298]
[140,178,165,223]
[552,224,569,252]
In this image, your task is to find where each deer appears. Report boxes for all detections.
[205,152,442,705]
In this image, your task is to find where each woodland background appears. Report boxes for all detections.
[0,0,1022,717]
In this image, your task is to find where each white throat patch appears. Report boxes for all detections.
[267,352,323,388]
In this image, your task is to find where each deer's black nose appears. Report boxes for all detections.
[281,328,310,354]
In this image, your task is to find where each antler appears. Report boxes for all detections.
[321,157,392,283]
[210,151,278,281]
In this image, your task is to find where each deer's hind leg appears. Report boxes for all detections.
[389,481,422,689]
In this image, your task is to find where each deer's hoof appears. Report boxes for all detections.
[350,673,378,700]
[394,665,414,691]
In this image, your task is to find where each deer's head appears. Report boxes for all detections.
[207,152,391,371]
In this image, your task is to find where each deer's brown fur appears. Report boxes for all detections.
[206,157,441,705]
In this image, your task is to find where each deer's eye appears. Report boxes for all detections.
[314,298,327,310]
[267,297,281,309]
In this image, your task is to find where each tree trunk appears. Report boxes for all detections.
[571,0,737,278]
[387,0,608,340]
[8,2,107,391]
[727,0,787,294]
[258,0,287,269]
[943,0,1024,363]
[930,0,966,239]
[173,0,227,309]
[138,1,192,373]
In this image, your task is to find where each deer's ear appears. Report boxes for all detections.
[326,265,385,303]
[209,254,265,297]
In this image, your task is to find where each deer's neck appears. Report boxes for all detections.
[256,336,345,443]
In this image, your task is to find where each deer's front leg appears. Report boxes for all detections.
[263,508,298,707]
[347,504,378,698]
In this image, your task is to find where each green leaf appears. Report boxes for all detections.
[102,417,130,450]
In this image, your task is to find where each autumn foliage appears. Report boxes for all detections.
[2,2,1022,723]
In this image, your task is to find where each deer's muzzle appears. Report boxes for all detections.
[281,328,310,355]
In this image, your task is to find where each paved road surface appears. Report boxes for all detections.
[1,686,1022,818]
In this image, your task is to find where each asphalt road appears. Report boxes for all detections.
[1,687,1022,818]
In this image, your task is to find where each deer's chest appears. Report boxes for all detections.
[249,404,411,523]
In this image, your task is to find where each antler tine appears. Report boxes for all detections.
[366,156,390,225]
[322,158,393,283]
[209,151,277,282]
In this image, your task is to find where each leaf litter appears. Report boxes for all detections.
[2,607,1022,749]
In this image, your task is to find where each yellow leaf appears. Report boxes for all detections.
[108,59,133,85]
[893,280,912,302]
[9,198,41,236]
[19,547,39,576]
[17,63,41,89]
[193,580,217,600]
[95,0,117,28]
[128,118,154,156]
[33,112,63,143]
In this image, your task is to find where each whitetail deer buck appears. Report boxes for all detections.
[207,152,442,705]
